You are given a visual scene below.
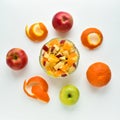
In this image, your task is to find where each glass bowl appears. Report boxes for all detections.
[39,38,80,78]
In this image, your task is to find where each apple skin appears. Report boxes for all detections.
[52,11,73,33]
[6,48,28,70]
[59,84,80,105]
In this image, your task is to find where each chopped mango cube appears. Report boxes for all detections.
[48,54,59,63]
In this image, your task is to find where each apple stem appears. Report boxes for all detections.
[68,93,72,98]
[13,55,18,59]
[62,16,68,22]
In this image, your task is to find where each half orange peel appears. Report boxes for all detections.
[25,22,48,42]
[81,28,103,49]
[23,76,50,103]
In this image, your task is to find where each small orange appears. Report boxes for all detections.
[25,22,48,42]
[23,76,50,103]
[81,28,103,49]
[86,62,111,87]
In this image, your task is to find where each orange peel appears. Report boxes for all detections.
[81,28,103,49]
[32,85,50,102]
[23,76,50,103]
[25,22,48,42]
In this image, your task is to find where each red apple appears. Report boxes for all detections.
[6,48,28,70]
[52,11,73,33]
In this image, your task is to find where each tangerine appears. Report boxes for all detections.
[86,62,111,87]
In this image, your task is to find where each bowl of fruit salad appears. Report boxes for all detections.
[39,38,79,78]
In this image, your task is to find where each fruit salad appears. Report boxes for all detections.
[40,38,79,77]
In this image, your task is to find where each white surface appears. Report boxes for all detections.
[0,0,120,120]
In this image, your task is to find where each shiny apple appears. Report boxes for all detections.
[59,84,80,105]
[52,11,73,33]
[6,48,28,70]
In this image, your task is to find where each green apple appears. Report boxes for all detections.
[59,84,80,105]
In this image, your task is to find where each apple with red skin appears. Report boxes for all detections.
[6,48,28,70]
[52,11,73,33]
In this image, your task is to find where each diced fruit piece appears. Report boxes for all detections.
[48,39,59,47]
[62,51,69,57]
[43,52,49,58]
[68,52,78,58]
[53,44,60,51]
[41,57,48,66]
[60,40,66,44]
[61,64,69,72]
[54,70,66,77]
[56,54,62,58]
[42,45,49,52]
[59,56,66,60]
[67,59,76,66]
[62,41,72,51]
[68,65,76,73]
[48,54,59,63]
[54,61,65,70]
[50,46,55,53]
[61,73,67,77]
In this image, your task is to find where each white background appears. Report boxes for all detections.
[0,0,120,120]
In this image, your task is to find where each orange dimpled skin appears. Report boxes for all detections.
[81,28,103,49]
[86,62,111,87]
[25,22,48,42]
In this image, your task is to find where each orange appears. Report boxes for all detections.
[25,22,48,42]
[81,28,103,49]
[86,62,111,87]
[23,76,50,103]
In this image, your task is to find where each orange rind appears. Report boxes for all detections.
[25,22,48,42]
[86,62,111,87]
[81,28,103,49]
[32,85,50,102]
[23,76,50,103]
